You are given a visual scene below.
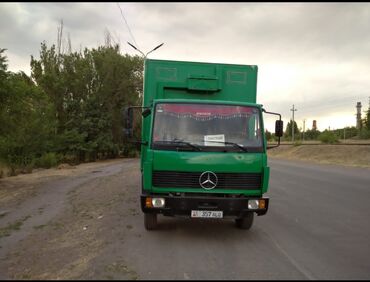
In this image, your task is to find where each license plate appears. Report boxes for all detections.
[191,210,223,218]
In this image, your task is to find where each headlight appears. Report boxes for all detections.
[248,200,259,210]
[152,198,165,208]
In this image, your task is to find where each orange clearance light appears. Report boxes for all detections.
[146,197,153,208]
[259,199,266,209]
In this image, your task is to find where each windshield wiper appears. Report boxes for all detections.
[204,140,248,152]
[156,139,202,151]
[172,139,202,151]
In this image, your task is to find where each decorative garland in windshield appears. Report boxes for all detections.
[156,103,258,121]
[158,111,252,121]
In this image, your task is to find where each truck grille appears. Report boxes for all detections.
[152,171,262,190]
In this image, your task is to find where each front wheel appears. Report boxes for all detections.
[144,213,158,230]
[235,212,254,230]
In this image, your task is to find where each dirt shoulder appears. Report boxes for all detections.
[0,158,140,280]
[0,159,125,208]
[268,144,370,168]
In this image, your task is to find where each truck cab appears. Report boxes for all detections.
[125,59,282,230]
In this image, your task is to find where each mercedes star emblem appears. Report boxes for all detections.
[199,171,218,190]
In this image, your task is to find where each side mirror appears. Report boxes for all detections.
[122,106,149,146]
[275,120,283,137]
[123,107,133,138]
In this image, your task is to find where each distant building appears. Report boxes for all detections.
[356,102,362,129]
[312,120,317,130]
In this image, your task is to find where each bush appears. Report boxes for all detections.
[35,152,58,168]
[358,128,370,139]
[293,141,302,146]
[319,131,339,144]
[127,150,140,158]
[0,162,10,178]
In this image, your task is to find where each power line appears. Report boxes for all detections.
[116,3,139,49]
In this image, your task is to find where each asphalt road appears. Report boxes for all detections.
[0,158,369,279]
[261,158,370,280]
[124,158,370,280]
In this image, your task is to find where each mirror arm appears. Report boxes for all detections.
[127,105,151,116]
[262,108,281,120]
[262,108,282,149]
[129,140,148,146]
[266,144,279,150]
[128,105,151,110]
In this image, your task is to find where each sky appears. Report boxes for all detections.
[1,2,370,133]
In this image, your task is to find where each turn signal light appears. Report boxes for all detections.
[259,199,266,209]
[145,197,153,208]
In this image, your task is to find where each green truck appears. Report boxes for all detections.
[125,59,283,230]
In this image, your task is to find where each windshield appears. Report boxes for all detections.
[152,103,263,152]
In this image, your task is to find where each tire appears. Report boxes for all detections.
[235,212,254,230]
[144,213,158,230]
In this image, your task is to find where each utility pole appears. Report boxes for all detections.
[290,104,297,143]
[356,102,362,129]
[344,127,346,142]
[303,119,306,142]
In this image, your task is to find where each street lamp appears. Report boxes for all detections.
[127,42,164,58]
[127,42,164,98]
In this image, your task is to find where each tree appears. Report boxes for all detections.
[358,109,370,139]
[0,48,10,136]
[1,30,145,174]
[265,130,272,141]
[304,128,321,140]
[364,109,370,131]
[283,120,300,140]
[30,41,143,162]
[0,49,55,173]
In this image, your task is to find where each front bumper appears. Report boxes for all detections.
[140,194,269,217]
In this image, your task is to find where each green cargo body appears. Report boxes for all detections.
[143,59,258,105]
[136,59,272,230]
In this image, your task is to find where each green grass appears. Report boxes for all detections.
[0,215,31,238]
[104,261,139,280]
[51,222,64,230]
[33,224,47,230]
